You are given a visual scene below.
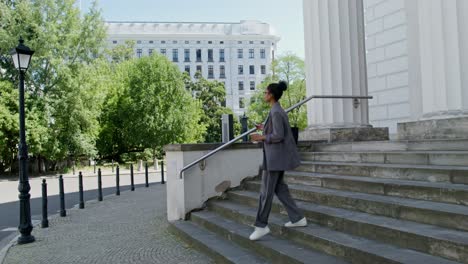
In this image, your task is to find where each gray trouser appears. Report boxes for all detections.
[254,170,304,228]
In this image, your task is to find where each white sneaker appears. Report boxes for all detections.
[285,217,307,228]
[249,226,271,241]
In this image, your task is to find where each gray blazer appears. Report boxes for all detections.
[262,102,301,171]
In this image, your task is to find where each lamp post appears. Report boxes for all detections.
[10,37,35,244]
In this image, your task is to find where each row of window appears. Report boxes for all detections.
[238,81,257,91]
[183,64,267,77]
[238,96,257,109]
[136,48,267,61]
[113,40,269,45]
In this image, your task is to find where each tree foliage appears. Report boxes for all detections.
[184,72,240,143]
[97,55,206,161]
[247,53,307,130]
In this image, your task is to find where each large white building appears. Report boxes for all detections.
[105,20,280,116]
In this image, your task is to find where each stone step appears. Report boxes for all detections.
[298,139,468,152]
[300,151,468,166]
[284,171,468,205]
[169,220,269,263]
[190,210,349,264]
[297,161,468,185]
[207,200,462,264]
[227,190,468,263]
[244,181,468,232]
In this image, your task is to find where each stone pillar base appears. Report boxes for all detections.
[398,116,468,140]
[299,126,389,142]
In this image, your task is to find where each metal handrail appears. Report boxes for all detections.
[178,95,373,178]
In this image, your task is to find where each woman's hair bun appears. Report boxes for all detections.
[278,81,288,91]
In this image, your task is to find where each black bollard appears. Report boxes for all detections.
[116,165,120,196]
[145,163,149,188]
[130,164,135,191]
[41,179,49,228]
[59,175,66,217]
[98,168,103,201]
[79,171,84,209]
[160,160,165,184]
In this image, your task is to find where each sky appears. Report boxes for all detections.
[79,0,305,58]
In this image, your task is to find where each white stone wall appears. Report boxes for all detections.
[364,0,410,135]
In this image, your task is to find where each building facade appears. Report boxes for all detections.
[303,0,468,138]
[105,20,280,116]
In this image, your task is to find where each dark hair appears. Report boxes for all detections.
[267,81,288,101]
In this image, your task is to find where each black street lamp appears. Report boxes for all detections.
[10,37,35,244]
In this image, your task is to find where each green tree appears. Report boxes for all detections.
[106,40,136,63]
[0,81,18,173]
[247,53,307,130]
[97,54,206,161]
[0,0,107,171]
[184,72,240,143]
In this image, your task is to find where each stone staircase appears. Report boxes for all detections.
[169,139,468,264]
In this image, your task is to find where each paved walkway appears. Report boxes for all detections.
[2,184,212,264]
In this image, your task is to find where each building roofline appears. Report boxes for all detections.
[105,21,269,25]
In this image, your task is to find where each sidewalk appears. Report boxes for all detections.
[1,184,212,264]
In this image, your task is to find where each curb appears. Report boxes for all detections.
[0,184,159,264]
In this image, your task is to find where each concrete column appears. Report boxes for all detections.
[301,0,388,141]
[303,0,369,128]
[406,0,468,120]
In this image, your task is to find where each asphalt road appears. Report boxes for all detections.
[0,183,159,247]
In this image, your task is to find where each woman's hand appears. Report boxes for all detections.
[250,133,266,142]
[255,123,264,131]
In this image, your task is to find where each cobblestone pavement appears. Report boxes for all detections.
[2,185,212,264]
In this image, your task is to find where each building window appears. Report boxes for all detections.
[219,49,225,62]
[220,41,224,44]
[137,40,142,44]
[173,40,177,44]
[185,40,189,44]
[137,49,142,58]
[249,65,255,75]
[196,49,202,62]
[172,49,179,62]
[149,40,154,44]
[249,41,254,44]
[149,49,153,56]
[238,65,244,75]
[208,65,214,79]
[185,65,190,75]
[239,98,245,109]
[261,65,266,74]
[238,81,244,90]
[220,65,225,78]
[237,49,243,59]
[208,41,213,44]
[161,41,166,44]
[208,49,214,62]
[260,49,266,59]
[250,81,255,90]
[112,40,117,44]
[249,49,254,59]
[250,97,256,104]
[197,41,201,44]
[184,49,190,62]
[261,41,265,44]
[196,65,202,74]
[238,41,242,44]
[160,49,166,55]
